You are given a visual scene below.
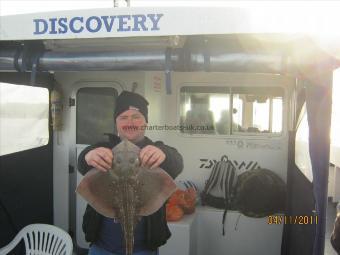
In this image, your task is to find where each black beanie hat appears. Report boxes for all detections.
[114,91,149,122]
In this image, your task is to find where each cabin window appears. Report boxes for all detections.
[179,86,283,135]
[180,87,229,134]
[231,87,283,134]
[76,87,118,145]
[0,82,49,156]
[295,104,313,181]
[331,68,340,148]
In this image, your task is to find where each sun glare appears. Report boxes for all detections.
[331,68,340,147]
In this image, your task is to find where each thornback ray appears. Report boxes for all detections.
[76,139,177,255]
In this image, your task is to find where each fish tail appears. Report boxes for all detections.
[125,228,134,255]
[122,181,137,255]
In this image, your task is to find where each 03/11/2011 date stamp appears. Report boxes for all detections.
[267,215,318,225]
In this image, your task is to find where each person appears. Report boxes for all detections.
[183,95,215,134]
[77,91,183,255]
[215,110,241,135]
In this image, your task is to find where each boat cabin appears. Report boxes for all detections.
[0,6,339,255]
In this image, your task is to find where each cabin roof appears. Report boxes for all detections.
[0,6,339,76]
[0,6,338,42]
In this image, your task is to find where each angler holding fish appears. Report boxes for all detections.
[77,91,183,255]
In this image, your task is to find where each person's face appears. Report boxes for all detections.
[116,109,147,143]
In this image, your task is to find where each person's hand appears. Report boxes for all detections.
[85,147,113,172]
[140,145,166,169]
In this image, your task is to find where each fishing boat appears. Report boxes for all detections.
[0,4,340,255]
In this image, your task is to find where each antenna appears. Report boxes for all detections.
[113,0,130,7]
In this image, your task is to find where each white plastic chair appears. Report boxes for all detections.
[0,224,73,255]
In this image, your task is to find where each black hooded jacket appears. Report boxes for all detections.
[77,135,183,251]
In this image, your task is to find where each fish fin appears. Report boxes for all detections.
[137,167,177,216]
[76,169,118,218]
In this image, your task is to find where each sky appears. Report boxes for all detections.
[0,82,48,104]
[0,0,248,15]
[1,0,340,16]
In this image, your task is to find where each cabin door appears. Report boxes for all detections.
[72,83,122,249]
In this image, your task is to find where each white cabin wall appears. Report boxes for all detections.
[51,80,71,231]
[53,71,146,233]
[144,71,293,255]
[143,72,292,190]
[143,72,171,143]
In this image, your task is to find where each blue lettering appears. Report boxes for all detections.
[132,15,147,31]
[69,17,84,33]
[33,19,48,35]
[58,18,68,34]
[147,14,163,31]
[101,16,116,32]
[117,15,131,32]
[86,16,102,33]
[49,18,58,34]
[33,13,162,36]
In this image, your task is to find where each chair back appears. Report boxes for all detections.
[0,224,73,255]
